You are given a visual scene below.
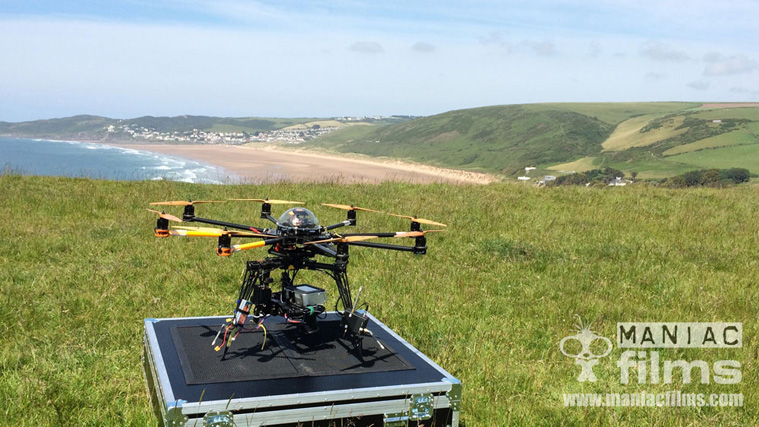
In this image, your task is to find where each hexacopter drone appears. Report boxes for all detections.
[148,198,445,359]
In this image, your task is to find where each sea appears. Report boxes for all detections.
[0,137,235,184]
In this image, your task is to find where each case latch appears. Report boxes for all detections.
[165,400,188,426]
[203,410,236,427]
[384,393,433,426]
[444,377,462,411]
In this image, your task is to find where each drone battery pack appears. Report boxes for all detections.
[284,284,327,307]
[143,312,461,427]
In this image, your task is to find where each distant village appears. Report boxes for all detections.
[103,116,396,144]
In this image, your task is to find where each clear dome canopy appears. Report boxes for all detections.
[277,207,320,229]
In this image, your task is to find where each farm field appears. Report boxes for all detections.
[662,125,759,156]
[547,156,599,173]
[601,114,687,151]
[1,174,758,425]
[691,106,759,121]
[666,144,759,171]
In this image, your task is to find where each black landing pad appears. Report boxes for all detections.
[148,313,446,402]
[171,318,411,385]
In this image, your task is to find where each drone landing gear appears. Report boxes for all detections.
[340,309,386,361]
[213,242,388,360]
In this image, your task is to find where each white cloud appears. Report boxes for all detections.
[524,40,557,56]
[703,54,757,76]
[687,80,710,91]
[640,42,691,62]
[478,32,510,48]
[412,42,436,53]
[588,41,601,58]
[644,72,666,81]
[348,41,384,54]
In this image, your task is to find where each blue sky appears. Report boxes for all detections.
[1,0,757,121]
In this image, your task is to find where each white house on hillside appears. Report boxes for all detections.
[609,177,627,186]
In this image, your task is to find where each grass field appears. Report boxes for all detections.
[690,107,759,121]
[546,156,701,180]
[662,127,759,156]
[1,175,758,426]
[602,114,688,152]
[547,156,599,172]
[666,144,759,171]
[282,120,350,130]
[608,159,699,180]
[208,118,330,134]
[525,102,699,126]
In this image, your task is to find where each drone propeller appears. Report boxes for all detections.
[169,226,273,238]
[388,213,447,227]
[306,229,445,245]
[305,235,380,245]
[146,209,183,223]
[149,200,224,206]
[229,198,305,205]
[394,229,447,238]
[321,203,381,213]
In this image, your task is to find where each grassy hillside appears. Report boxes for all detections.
[307,102,759,179]
[0,115,116,139]
[0,115,368,140]
[548,105,759,178]
[312,105,605,175]
[0,115,417,141]
[526,102,696,125]
[601,114,689,151]
[2,174,758,426]
[306,102,701,175]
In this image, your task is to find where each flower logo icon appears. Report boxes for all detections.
[560,316,613,382]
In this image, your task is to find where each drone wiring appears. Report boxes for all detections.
[256,321,268,350]
[284,314,302,324]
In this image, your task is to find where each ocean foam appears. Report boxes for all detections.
[3,138,237,184]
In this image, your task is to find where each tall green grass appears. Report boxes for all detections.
[1,174,758,426]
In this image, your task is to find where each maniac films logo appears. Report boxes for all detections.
[616,322,742,384]
[561,320,742,384]
[559,317,612,382]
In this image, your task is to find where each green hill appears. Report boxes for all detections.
[0,115,362,140]
[2,174,758,425]
[312,104,613,174]
[307,102,759,179]
[0,115,416,139]
[0,115,116,139]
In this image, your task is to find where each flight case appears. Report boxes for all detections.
[142,312,462,426]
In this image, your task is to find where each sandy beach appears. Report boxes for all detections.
[107,143,497,184]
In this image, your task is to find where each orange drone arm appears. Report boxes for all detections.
[232,241,267,252]
[218,239,282,256]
